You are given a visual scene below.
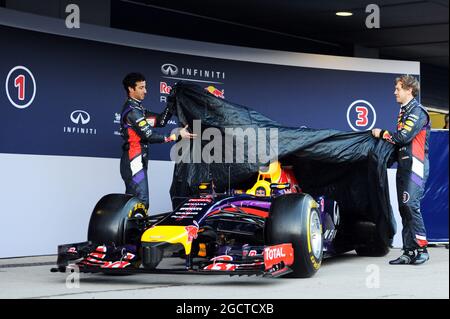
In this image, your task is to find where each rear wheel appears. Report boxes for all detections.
[353,221,390,257]
[266,193,323,278]
[355,244,390,257]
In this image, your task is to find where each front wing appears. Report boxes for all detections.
[50,242,294,278]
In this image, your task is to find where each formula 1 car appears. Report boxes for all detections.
[52,162,343,278]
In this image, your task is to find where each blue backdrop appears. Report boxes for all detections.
[1,25,408,160]
[422,131,449,242]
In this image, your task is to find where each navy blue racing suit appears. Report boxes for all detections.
[379,98,430,250]
[120,98,176,208]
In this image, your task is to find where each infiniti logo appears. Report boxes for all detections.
[64,110,96,135]
[70,110,90,125]
[161,64,178,76]
[160,63,225,85]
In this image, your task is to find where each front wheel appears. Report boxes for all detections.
[266,193,323,278]
[87,194,147,246]
[87,194,147,275]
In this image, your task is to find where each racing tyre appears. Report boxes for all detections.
[266,193,323,278]
[88,194,147,275]
[88,194,147,247]
[353,221,390,257]
[355,244,390,257]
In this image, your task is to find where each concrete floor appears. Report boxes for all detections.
[0,247,448,299]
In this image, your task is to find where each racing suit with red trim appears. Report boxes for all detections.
[120,98,176,208]
[378,98,430,250]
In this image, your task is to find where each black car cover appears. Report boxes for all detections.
[167,82,397,245]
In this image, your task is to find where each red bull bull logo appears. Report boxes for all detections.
[205,86,225,99]
[185,225,199,242]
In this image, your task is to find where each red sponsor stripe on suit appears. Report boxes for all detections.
[127,128,142,159]
[412,130,426,162]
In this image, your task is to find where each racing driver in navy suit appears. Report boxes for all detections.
[120,72,196,209]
